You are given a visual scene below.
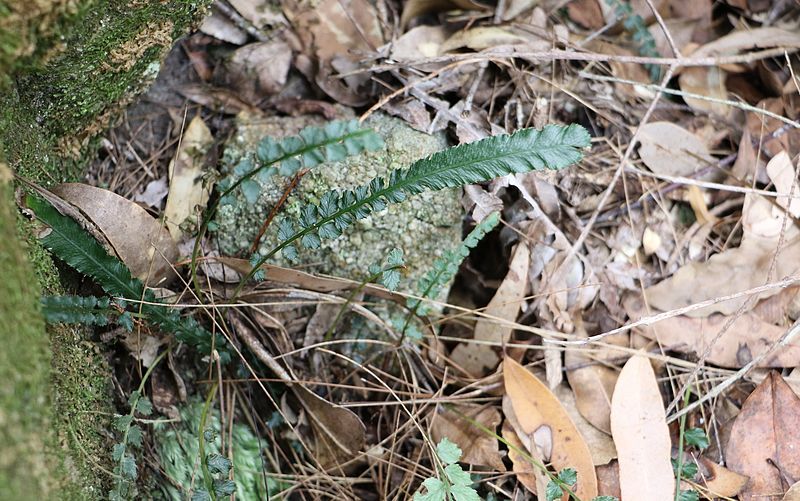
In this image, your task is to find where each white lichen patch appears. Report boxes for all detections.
[214,111,464,292]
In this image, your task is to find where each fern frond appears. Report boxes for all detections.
[218,119,384,207]
[29,196,226,359]
[267,124,589,262]
[41,295,113,326]
[409,211,500,316]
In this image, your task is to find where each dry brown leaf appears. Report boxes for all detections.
[565,347,620,435]
[726,371,800,501]
[610,355,674,500]
[164,115,214,240]
[785,481,800,501]
[637,122,716,177]
[228,0,285,27]
[440,27,529,53]
[623,295,800,368]
[52,183,178,286]
[554,383,617,465]
[646,152,800,318]
[390,26,446,62]
[503,356,598,499]
[502,420,544,495]
[400,0,489,29]
[567,0,604,29]
[199,10,247,45]
[293,0,383,105]
[596,460,621,499]
[178,84,262,115]
[678,67,730,116]
[430,405,505,471]
[697,456,749,498]
[226,41,293,101]
[450,242,529,376]
[691,27,800,58]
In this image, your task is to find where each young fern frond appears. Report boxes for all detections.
[242,124,590,288]
[410,212,500,316]
[29,196,226,360]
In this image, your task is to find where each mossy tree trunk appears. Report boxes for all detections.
[0,0,211,497]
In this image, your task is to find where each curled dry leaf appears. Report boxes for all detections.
[450,242,529,377]
[226,41,293,101]
[678,67,730,117]
[503,356,598,499]
[390,26,446,62]
[501,420,542,495]
[553,383,617,465]
[637,122,716,178]
[610,355,674,501]
[164,115,214,240]
[726,371,800,501]
[430,404,506,471]
[52,183,178,286]
[697,456,749,498]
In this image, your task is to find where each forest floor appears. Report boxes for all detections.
[35,0,800,498]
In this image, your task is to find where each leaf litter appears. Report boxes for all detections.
[43,0,800,498]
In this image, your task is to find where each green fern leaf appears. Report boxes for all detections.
[275,124,588,257]
[41,295,113,326]
[29,196,226,359]
[221,119,384,207]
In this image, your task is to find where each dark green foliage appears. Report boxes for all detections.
[269,124,589,264]
[605,0,661,81]
[683,428,709,450]
[41,294,112,326]
[29,196,227,360]
[546,467,578,500]
[110,389,155,501]
[672,458,698,479]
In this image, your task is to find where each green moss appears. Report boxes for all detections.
[19,0,210,144]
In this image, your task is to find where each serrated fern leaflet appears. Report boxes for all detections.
[238,124,590,291]
[30,196,226,359]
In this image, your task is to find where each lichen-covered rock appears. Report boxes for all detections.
[214,112,464,290]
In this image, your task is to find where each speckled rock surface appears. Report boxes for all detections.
[214,111,464,289]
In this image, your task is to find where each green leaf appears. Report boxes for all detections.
[677,490,700,501]
[557,467,578,486]
[40,294,112,326]
[120,453,137,480]
[206,453,233,475]
[128,425,143,448]
[241,179,261,205]
[112,443,126,462]
[443,463,472,487]
[546,481,564,501]
[436,438,462,465]
[413,477,447,501]
[191,489,212,501]
[136,397,153,416]
[450,483,481,501]
[214,479,237,496]
[672,458,698,479]
[684,428,709,450]
[113,414,132,432]
[592,497,619,501]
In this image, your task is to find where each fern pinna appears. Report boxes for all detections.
[29,196,227,360]
[237,123,591,291]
